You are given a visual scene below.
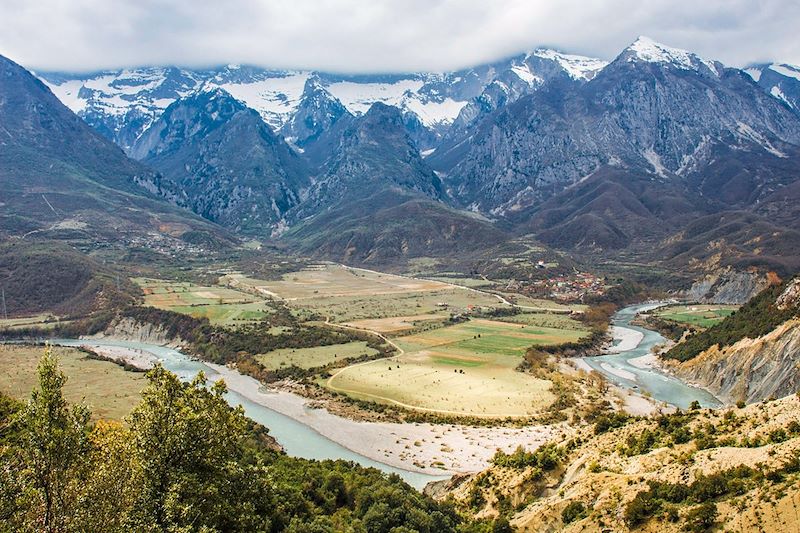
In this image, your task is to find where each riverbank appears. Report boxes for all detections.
[569,357,664,416]
[208,361,563,474]
[57,339,564,478]
[578,303,723,410]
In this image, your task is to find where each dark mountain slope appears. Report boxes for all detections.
[0,54,231,249]
[289,102,444,220]
[281,103,505,265]
[0,241,138,317]
[285,191,506,265]
[131,89,310,235]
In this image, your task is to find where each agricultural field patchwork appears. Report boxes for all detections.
[654,304,739,328]
[256,341,379,370]
[0,345,144,420]
[223,266,501,323]
[134,277,273,326]
[326,318,590,417]
[140,265,593,417]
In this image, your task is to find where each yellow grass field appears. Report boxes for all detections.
[226,264,450,300]
[256,341,379,370]
[343,314,449,334]
[326,318,589,417]
[0,345,144,420]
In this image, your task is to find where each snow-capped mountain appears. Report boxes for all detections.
[744,63,800,113]
[13,36,800,271]
[621,36,722,74]
[431,36,800,226]
[37,49,608,154]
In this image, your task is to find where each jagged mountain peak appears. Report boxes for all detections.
[527,48,608,80]
[129,86,252,160]
[620,35,720,74]
[281,74,349,148]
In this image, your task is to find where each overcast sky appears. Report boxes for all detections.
[1,0,798,73]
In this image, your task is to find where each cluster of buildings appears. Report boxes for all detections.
[517,271,607,302]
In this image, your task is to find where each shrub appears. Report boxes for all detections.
[561,501,587,524]
[593,412,630,434]
[684,502,717,532]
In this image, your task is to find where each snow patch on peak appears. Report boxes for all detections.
[743,67,762,82]
[531,49,609,80]
[510,64,540,86]
[626,36,718,74]
[769,63,800,81]
[771,86,794,108]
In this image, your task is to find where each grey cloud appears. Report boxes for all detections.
[0,0,798,73]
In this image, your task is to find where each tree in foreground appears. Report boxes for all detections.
[0,350,468,532]
[14,348,90,533]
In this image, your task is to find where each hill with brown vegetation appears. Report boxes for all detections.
[433,395,800,532]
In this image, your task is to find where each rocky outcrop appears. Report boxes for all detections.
[776,278,800,310]
[670,318,800,404]
[90,317,183,347]
[686,269,769,304]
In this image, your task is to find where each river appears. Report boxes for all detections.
[51,338,449,490]
[50,304,718,487]
[579,303,723,409]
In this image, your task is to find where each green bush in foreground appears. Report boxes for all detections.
[0,350,464,532]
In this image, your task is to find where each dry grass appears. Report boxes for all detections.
[0,344,144,421]
[256,341,379,370]
[326,319,589,417]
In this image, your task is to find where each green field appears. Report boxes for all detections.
[654,304,738,328]
[500,312,588,331]
[326,318,589,417]
[257,341,379,370]
[0,345,144,420]
[134,277,273,326]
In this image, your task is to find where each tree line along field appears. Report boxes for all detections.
[134,277,274,326]
[653,304,739,329]
[0,345,143,420]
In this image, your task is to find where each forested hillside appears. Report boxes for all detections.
[665,277,800,362]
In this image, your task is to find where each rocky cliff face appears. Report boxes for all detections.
[92,317,183,346]
[669,318,800,404]
[685,269,769,304]
[432,37,800,219]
